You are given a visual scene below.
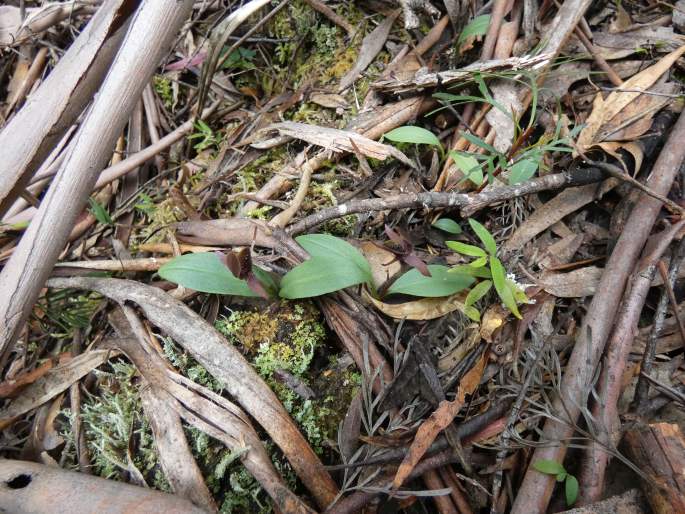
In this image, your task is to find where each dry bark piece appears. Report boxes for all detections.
[624,423,685,514]
[0,0,198,361]
[0,3,93,47]
[371,53,551,93]
[0,350,112,430]
[0,459,208,514]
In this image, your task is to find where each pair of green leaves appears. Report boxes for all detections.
[159,234,475,301]
[281,235,474,299]
[447,219,524,320]
[533,460,579,506]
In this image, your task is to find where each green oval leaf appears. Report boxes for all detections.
[458,15,491,45]
[464,305,481,322]
[296,234,371,278]
[490,256,521,319]
[446,241,487,257]
[465,280,492,307]
[279,258,369,299]
[450,151,483,185]
[468,218,497,255]
[159,253,258,296]
[565,474,579,506]
[532,459,566,476]
[387,265,474,297]
[432,218,462,234]
[508,157,539,185]
[383,126,440,147]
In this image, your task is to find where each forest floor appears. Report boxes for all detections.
[1,1,685,513]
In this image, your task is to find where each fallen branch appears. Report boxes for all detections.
[0,459,207,514]
[46,276,338,509]
[287,168,605,234]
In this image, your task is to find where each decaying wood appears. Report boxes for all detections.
[46,276,338,509]
[0,459,207,514]
[624,422,685,514]
[110,306,313,514]
[511,109,685,514]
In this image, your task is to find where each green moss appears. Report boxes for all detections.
[153,75,174,110]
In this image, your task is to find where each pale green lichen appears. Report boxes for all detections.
[59,361,170,491]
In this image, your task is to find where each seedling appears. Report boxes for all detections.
[447,218,528,320]
[533,459,579,506]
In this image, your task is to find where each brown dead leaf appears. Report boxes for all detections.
[503,180,617,252]
[392,353,486,489]
[365,290,468,320]
[538,266,603,298]
[359,242,401,288]
[0,356,65,398]
[339,11,399,92]
[577,45,685,151]
[0,350,112,430]
[255,121,413,166]
[480,304,508,342]
[309,92,349,109]
[599,82,678,142]
[596,141,644,174]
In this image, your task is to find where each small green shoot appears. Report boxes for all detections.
[533,459,579,506]
[221,47,257,70]
[457,15,490,47]
[88,198,113,226]
[188,119,222,152]
[447,218,527,320]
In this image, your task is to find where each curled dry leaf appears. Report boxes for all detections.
[365,290,469,320]
[254,121,413,166]
[359,241,402,288]
[576,45,685,152]
[480,304,509,343]
[392,353,486,489]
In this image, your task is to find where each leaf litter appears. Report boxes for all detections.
[2,1,685,513]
